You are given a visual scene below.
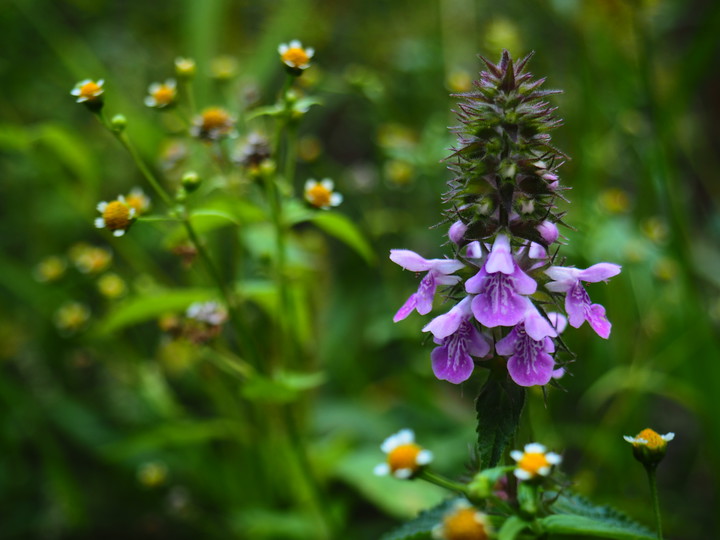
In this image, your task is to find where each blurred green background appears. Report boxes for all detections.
[2,0,720,538]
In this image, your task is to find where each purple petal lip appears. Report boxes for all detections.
[578,263,622,283]
[485,234,514,274]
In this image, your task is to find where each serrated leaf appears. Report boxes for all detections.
[96,288,217,335]
[309,211,376,264]
[380,498,459,540]
[545,491,656,539]
[540,514,656,539]
[475,373,526,468]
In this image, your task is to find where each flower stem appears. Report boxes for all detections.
[646,466,664,540]
[418,469,469,495]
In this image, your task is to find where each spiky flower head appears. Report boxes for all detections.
[389,50,621,387]
[446,50,564,245]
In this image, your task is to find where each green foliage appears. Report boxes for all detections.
[547,491,656,538]
[379,498,458,540]
[475,371,526,468]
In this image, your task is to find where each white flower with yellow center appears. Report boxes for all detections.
[71,79,104,103]
[145,79,177,108]
[510,442,562,481]
[304,178,342,209]
[374,429,433,479]
[278,40,314,70]
[623,429,675,448]
[174,57,196,78]
[432,500,491,540]
[190,107,237,141]
[95,196,136,237]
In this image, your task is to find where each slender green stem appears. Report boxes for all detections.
[97,111,175,208]
[282,404,335,538]
[646,467,664,540]
[418,469,469,495]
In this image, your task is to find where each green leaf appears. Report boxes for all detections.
[334,450,446,520]
[540,515,656,539]
[475,372,526,468]
[380,498,459,540]
[101,419,240,461]
[545,491,656,539]
[309,211,376,264]
[240,370,326,403]
[498,515,530,540]
[96,288,217,335]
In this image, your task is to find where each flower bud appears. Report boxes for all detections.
[110,114,127,133]
[448,220,468,245]
[537,220,559,245]
[181,171,201,192]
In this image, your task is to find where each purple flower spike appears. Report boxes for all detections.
[424,298,490,384]
[545,263,621,338]
[465,234,537,327]
[390,250,464,322]
[496,303,560,387]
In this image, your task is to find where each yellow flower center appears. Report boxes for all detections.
[79,81,102,99]
[201,108,231,130]
[387,443,422,473]
[282,47,310,67]
[635,428,664,450]
[103,201,132,231]
[152,85,175,106]
[306,184,332,207]
[518,452,550,477]
[441,508,489,540]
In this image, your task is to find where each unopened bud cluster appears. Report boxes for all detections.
[391,51,621,387]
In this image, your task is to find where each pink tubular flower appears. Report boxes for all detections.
[545,263,621,339]
[423,297,491,383]
[465,234,537,328]
[390,250,464,322]
[495,301,561,387]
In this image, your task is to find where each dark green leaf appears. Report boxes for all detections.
[475,372,526,468]
[540,515,656,539]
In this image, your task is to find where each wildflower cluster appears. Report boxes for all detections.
[391,51,621,387]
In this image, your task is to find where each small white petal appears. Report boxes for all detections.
[330,193,343,206]
[113,229,125,237]
[537,466,551,476]
[510,450,523,462]
[320,178,334,190]
[278,44,288,54]
[514,469,531,480]
[71,88,81,96]
[94,218,106,229]
[623,435,637,443]
[289,39,302,48]
[144,96,156,107]
[97,201,108,212]
[546,452,562,465]
[524,443,547,454]
[416,450,433,465]
[393,468,413,479]
[306,47,315,58]
[662,432,675,441]
[373,463,389,476]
